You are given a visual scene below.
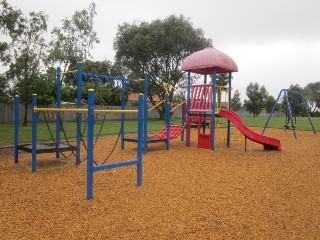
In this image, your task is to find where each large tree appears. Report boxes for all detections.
[231,89,242,111]
[265,95,279,113]
[303,82,320,116]
[0,0,24,63]
[7,11,48,126]
[114,14,212,119]
[280,84,305,117]
[0,0,25,101]
[46,2,99,71]
[243,82,268,117]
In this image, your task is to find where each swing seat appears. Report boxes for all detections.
[17,143,77,154]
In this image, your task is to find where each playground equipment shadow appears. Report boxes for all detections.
[0,128,319,239]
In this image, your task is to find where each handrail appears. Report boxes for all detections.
[148,100,166,112]
[170,99,187,112]
[34,107,138,113]
[60,70,78,75]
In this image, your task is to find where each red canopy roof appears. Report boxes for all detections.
[181,47,238,74]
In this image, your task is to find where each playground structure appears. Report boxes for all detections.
[262,89,316,139]
[14,63,186,171]
[12,48,285,198]
[13,63,185,198]
[13,64,147,199]
[181,47,281,151]
[14,63,139,170]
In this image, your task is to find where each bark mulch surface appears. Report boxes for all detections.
[0,128,319,239]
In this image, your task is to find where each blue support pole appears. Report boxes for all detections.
[137,94,144,186]
[211,68,217,150]
[86,89,95,200]
[56,67,61,158]
[181,98,185,141]
[14,96,19,164]
[76,63,82,164]
[227,72,232,148]
[31,94,38,172]
[299,93,316,134]
[121,81,126,150]
[143,73,148,154]
[262,89,284,135]
[186,71,191,147]
[165,94,170,150]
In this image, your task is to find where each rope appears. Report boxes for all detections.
[43,112,74,159]
[78,112,120,166]
[98,127,122,166]
[59,113,76,158]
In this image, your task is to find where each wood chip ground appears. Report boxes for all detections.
[0,128,319,239]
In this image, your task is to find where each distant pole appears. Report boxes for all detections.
[120,80,126,150]
[143,73,148,154]
[227,72,232,148]
[14,96,19,164]
[165,94,170,150]
[211,68,217,150]
[31,94,38,172]
[86,89,95,200]
[137,94,144,186]
[76,63,82,164]
[186,71,191,147]
[56,67,61,158]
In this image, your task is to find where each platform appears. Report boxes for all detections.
[17,143,77,154]
[123,137,166,144]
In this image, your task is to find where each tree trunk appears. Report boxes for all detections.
[158,109,165,120]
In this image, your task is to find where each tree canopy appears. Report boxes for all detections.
[2,1,320,121]
[304,82,320,116]
[114,14,212,119]
[7,10,48,126]
[46,2,99,71]
[243,82,269,117]
[231,89,242,111]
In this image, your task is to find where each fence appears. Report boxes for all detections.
[0,102,184,123]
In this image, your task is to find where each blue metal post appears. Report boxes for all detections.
[143,73,148,154]
[121,80,126,149]
[299,93,316,134]
[181,98,185,141]
[165,94,170,150]
[86,89,95,200]
[211,68,217,150]
[56,67,61,158]
[262,89,284,135]
[137,94,143,186]
[186,71,191,147]
[227,72,232,148]
[31,94,38,172]
[14,96,19,163]
[76,63,82,164]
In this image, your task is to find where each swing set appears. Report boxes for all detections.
[262,89,316,139]
[14,63,139,172]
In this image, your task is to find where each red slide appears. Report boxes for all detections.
[218,109,281,151]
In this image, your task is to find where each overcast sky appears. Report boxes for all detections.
[7,0,320,100]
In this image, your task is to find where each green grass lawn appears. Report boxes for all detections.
[0,117,318,146]
[241,116,320,131]
[0,118,182,146]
